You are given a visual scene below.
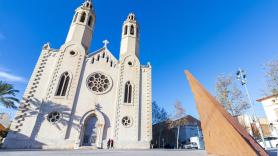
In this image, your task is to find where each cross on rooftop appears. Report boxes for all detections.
[103,40,109,48]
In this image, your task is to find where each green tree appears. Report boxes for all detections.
[215,75,250,116]
[0,81,19,109]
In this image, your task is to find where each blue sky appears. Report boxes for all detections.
[0,0,278,119]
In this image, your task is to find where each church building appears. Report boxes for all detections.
[4,0,152,149]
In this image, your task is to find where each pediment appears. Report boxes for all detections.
[87,47,118,66]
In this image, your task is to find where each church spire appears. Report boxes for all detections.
[119,13,140,59]
[83,0,94,10]
[65,0,96,51]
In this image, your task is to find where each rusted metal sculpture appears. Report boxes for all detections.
[185,70,268,156]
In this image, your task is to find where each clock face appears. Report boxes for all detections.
[87,72,112,94]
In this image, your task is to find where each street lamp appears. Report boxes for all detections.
[236,68,267,148]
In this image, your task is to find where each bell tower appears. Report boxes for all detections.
[120,13,140,59]
[65,0,96,51]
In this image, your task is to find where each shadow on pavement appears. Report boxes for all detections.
[267,149,277,156]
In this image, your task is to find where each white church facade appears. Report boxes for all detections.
[4,0,152,149]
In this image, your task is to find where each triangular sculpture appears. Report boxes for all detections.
[185,70,268,156]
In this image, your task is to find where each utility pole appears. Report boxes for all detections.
[176,125,180,149]
[236,68,267,148]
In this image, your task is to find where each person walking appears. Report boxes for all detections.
[107,139,111,149]
[111,139,114,149]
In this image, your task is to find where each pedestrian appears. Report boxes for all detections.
[150,140,154,149]
[111,139,114,149]
[107,139,111,149]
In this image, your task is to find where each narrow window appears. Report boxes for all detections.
[80,12,86,23]
[55,72,70,96]
[124,83,129,103]
[106,57,109,62]
[110,61,113,67]
[56,74,65,96]
[88,16,93,27]
[124,81,132,103]
[102,52,105,58]
[130,25,135,35]
[97,54,100,61]
[128,84,132,103]
[92,57,95,63]
[62,76,70,96]
[124,25,128,35]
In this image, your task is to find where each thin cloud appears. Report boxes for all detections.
[0,70,26,83]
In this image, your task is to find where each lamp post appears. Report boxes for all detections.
[236,68,267,148]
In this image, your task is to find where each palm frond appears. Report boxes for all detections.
[0,97,18,109]
[0,81,20,109]
[4,96,20,103]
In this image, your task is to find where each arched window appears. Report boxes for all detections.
[88,16,93,27]
[92,57,95,63]
[124,25,128,35]
[124,81,132,103]
[80,12,86,23]
[102,52,105,58]
[55,72,70,96]
[97,54,100,61]
[130,25,135,35]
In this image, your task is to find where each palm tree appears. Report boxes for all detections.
[0,81,19,109]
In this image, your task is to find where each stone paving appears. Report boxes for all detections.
[0,149,277,156]
[0,149,208,156]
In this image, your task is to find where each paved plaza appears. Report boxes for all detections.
[0,149,277,156]
[0,149,208,156]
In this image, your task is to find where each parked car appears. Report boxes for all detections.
[190,136,204,150]
[183,142,198,149]
[257,137,278,148]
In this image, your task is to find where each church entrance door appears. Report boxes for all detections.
[82,115,98,146]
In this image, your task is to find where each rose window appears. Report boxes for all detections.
[87,73,112,94]
[122,116,132,127]
[47,111,62,123]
